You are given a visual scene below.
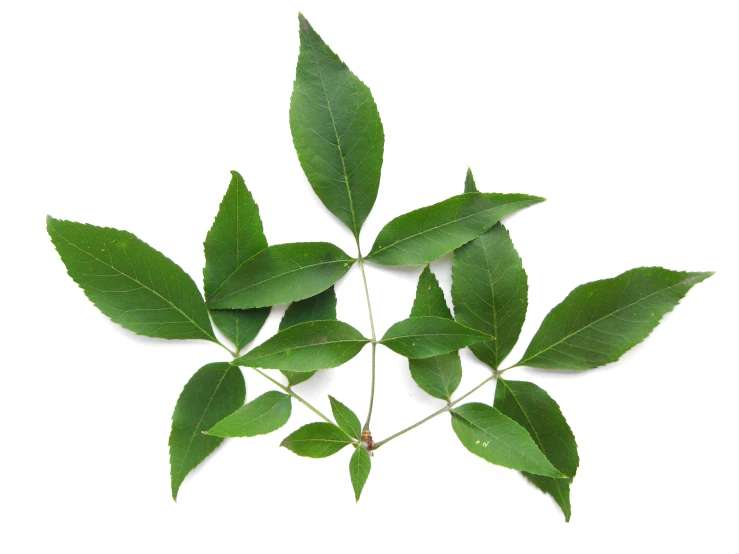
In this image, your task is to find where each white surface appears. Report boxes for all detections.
[1,1,737,552]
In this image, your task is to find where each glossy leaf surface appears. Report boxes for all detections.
[349,445,371,501]
[452,223,528,369]
[381,316,491,359]
[169,363,245,499]
[408,266,461,400]
[366,192,544,266]
[279,287,338,386]
[290,14,384,238]
[329,395,362,439]
[281,422,353,458]
[208,242,354,309]
[204,170,271,350]
[518,267,713,370]
[234,320,369,371]
[47,217,216,342]
[206,391,292,438]
[451,402,565,478]
[494,379,578,521]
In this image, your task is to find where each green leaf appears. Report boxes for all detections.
[494,379,578,521]
[349,445,371,501]
[518,267,713,370]
[207,242,355,309]
[204,170,271,351]
[47,217,216,342]
[234,320,369,371]
[381,316,491,359]
[366,192,544,266]
[329,395,361,439]
[450,403,565,478]
[290,14,384,238]
[408,266,461,400]
[205,391,292,438]
[452,223,528,369]
[279,287,338,386]
[281,422,353,458]
[464,167,477,193]
[169,363,245,500]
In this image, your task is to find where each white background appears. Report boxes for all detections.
[1,1,737,552]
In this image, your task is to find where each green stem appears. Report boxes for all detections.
[373,374,496,450]
[248,366,334,425]
[356,244,378,431]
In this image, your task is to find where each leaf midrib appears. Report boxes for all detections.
[52,222,216,342]
[517,273,705,367]
[370,196,533,259]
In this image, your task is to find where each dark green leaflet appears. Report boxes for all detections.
[518,267,713,370]
[450,403,565,478]
[464,167,477,193]
[408,266,462,400]
[452,223,528,369]
[349,445,371,501]
[381,316,491,359]
[366,192,544,266]
[281,422,353,458]
[279,287,338,386]
[169,363,245,500]
[207,242,355,309]
[204,171,270,351]
[329,396,362,440]
[205,391,292,438]
[290,14,384,238]
[47,217,216,342]
[234,320,370,371]
[494,379,578,521]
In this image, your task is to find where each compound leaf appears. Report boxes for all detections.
[207,242,354,309]
[329,395,362,439]
[494,378,578,521]
[408,266,461,400]
[381,316,491,359]
[452,223,528,369]
[169,363,245,500]
[204,170,270,350]
[451,402,565,478]
[290,14,384,238]
[518,267,713,370]
[281,422,353,458]
[349,445,371,501]
[206,390,292,438]
[366,192,544,266]
[47,217,216,342]
[234,320,369,371]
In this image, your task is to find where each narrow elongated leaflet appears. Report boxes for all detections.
[235,320,369,372]
[169,363,245,500]
[366,192,544,266]
[290,14,384,238]
[47,217,216,342]
[207,242,354,309]
[408,266,462,400]
[206,391,292,438]
[518,267,713,370]
[279,287,338,386]
[452,223,528,369]
[494,379,578,521]
[281,422,353,458]
[381,316,491,359]
[349,445,371,501]
[204,171,270,350]
[329,396,362,439]
[451,403,565,478]
[464,167,477,193]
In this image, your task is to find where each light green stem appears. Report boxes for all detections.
[356,244,378,431]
